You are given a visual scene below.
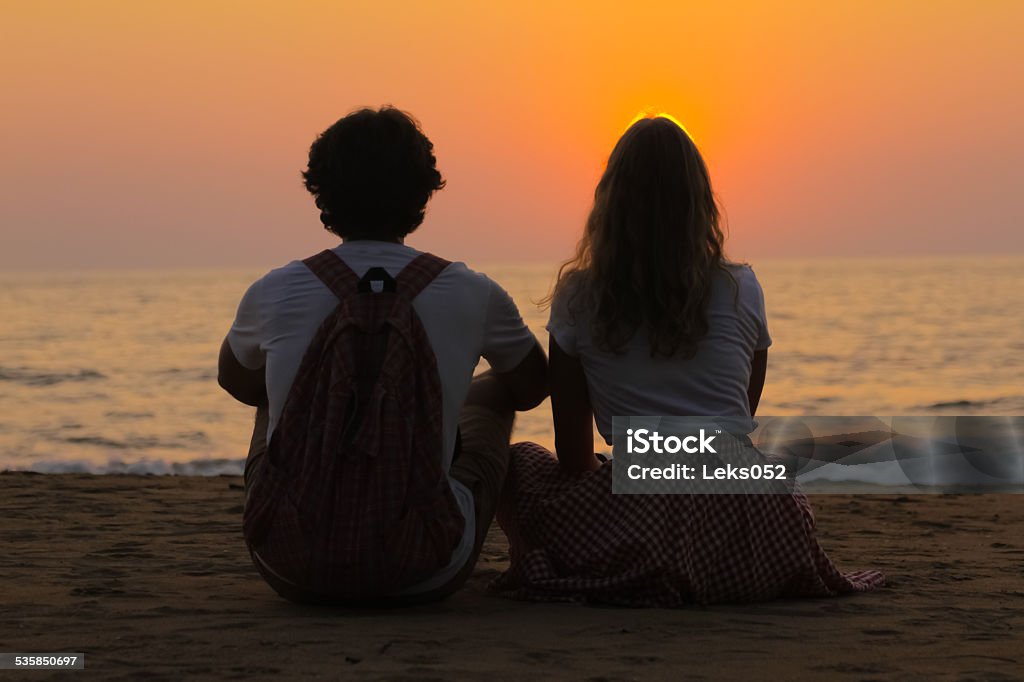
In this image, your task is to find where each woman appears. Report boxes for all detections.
[493,116,883,606]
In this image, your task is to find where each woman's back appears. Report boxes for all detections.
[547,262,771,442]
[493,114,882,607]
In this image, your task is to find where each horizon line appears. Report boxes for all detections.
[2,251,1023,276]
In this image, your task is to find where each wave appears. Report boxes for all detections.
[104,410,155,420]
[0,366,106,387]
[0,366,218,388]
[8,457,244,476]
[61,431,210,450]
[920,398,1008,410]
[152,367,217,382]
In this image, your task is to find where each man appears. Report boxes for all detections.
[218,106,546,604]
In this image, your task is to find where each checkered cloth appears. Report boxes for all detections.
[492,442,884,606]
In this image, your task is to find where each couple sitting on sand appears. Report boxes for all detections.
[218,107,882,607]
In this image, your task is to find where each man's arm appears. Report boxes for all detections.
[748,349,768,417]
[492,339,548,411]
[549,336,600,474]
[218,337,266,407]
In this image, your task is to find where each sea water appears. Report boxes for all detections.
[1,256,1021,479]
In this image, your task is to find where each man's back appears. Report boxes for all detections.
[227,239,538,596]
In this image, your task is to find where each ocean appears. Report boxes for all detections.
[1,256,1022,477]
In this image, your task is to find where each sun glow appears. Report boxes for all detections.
[625,110,696,142]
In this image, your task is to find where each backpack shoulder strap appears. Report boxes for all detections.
[303,249,359,299]
[397,253,451,301]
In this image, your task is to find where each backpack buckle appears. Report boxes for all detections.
[357,267,397,294]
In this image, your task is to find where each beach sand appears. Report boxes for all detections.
[2,472,1022,681]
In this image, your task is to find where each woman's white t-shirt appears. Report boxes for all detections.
[227,240,538,594]
[546,264,772,444]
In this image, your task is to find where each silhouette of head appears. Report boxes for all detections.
[552,115,728,358]
[302,106,445,241]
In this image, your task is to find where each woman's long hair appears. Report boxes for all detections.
[550,116,730,358]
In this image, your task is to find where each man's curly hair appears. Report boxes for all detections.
[302,106,445,241]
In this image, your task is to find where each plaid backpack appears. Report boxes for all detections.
[242,249,466,599]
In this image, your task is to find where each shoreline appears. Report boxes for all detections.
[2,472,1023,680]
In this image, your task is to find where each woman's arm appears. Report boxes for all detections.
[549,336,601,474]
[747,349,768,417]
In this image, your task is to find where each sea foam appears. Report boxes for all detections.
[10,457,245,477]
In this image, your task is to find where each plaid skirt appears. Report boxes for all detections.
[492,442,884,606]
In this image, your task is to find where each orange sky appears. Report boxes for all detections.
[2,1,1022,268]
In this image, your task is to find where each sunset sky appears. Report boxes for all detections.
[2,1,1022,269]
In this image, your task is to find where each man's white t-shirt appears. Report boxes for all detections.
[227,240,537,593]
[547,263,772,443]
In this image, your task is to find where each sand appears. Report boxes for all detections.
[2,472,1022,681]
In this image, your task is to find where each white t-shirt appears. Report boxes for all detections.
[547,263,772,443]
[227,240,537,594]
